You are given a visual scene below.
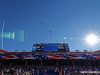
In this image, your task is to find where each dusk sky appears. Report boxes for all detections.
[0,0,100,52]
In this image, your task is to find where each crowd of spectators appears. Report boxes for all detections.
[0,65,59,75]
[61,60,100,75]
[0,60,58,75]
[62,65,100,75]
[0,60,99,75]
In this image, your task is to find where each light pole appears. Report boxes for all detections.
[1,19,5,50]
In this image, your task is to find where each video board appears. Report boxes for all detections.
[32,43,69,51]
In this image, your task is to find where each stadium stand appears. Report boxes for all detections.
[0,43,100,75]
[0,60,100,75]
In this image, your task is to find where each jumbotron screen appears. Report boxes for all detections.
[42,43,58,51]
[32,43,69,51]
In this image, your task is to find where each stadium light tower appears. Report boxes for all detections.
[84,33,99,46]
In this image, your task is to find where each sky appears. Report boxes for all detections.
[0,0,100,52]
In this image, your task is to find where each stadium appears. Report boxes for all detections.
[0,0,100,75]
[0,43,100,75]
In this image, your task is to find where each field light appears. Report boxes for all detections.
[85,33,99,46]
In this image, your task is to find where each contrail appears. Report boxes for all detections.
[1,19,5,50]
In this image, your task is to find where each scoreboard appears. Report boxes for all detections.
[32,43,70,52]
